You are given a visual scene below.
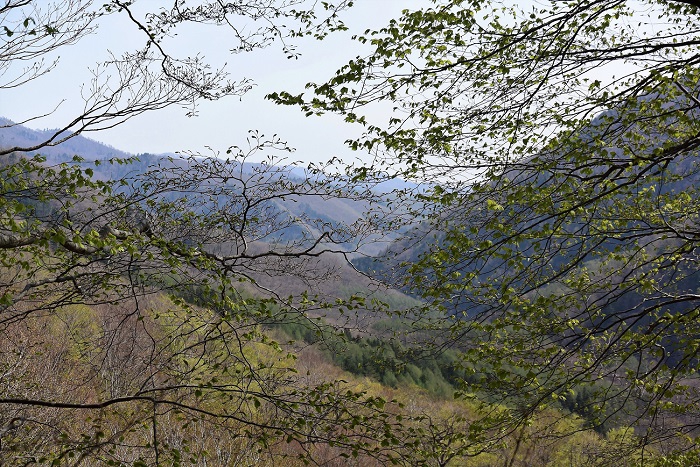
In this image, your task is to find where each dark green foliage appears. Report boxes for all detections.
[271,316,463,398]
[560,384,613,433]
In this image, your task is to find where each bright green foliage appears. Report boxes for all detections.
[273,0,700,461]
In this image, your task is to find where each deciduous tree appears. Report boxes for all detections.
[275,0,700,461]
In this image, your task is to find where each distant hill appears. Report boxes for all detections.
[0,117,132,162]
[1,118,410,256]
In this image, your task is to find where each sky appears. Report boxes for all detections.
[1,0,422,165]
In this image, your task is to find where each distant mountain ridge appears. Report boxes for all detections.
[0,117,133,162]
[0,117,411,257]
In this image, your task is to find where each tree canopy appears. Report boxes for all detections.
[273,0,700,461]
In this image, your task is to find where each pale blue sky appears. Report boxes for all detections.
[1,1,420,163]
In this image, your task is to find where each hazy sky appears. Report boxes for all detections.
[2,1,421,164]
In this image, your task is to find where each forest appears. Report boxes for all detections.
[1,0,700,465]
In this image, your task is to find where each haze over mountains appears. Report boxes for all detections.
[0,116,131,162]
[1,117,406,250]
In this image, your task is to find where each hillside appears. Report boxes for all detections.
[0,116,648,467]
[350,92,700,453]
[1,115,694,465]
[0,117,417,327]
[356,97,700,306]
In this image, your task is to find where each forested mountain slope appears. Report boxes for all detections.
[0,117,648,467]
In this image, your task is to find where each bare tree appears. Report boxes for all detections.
[0,0,350,153]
